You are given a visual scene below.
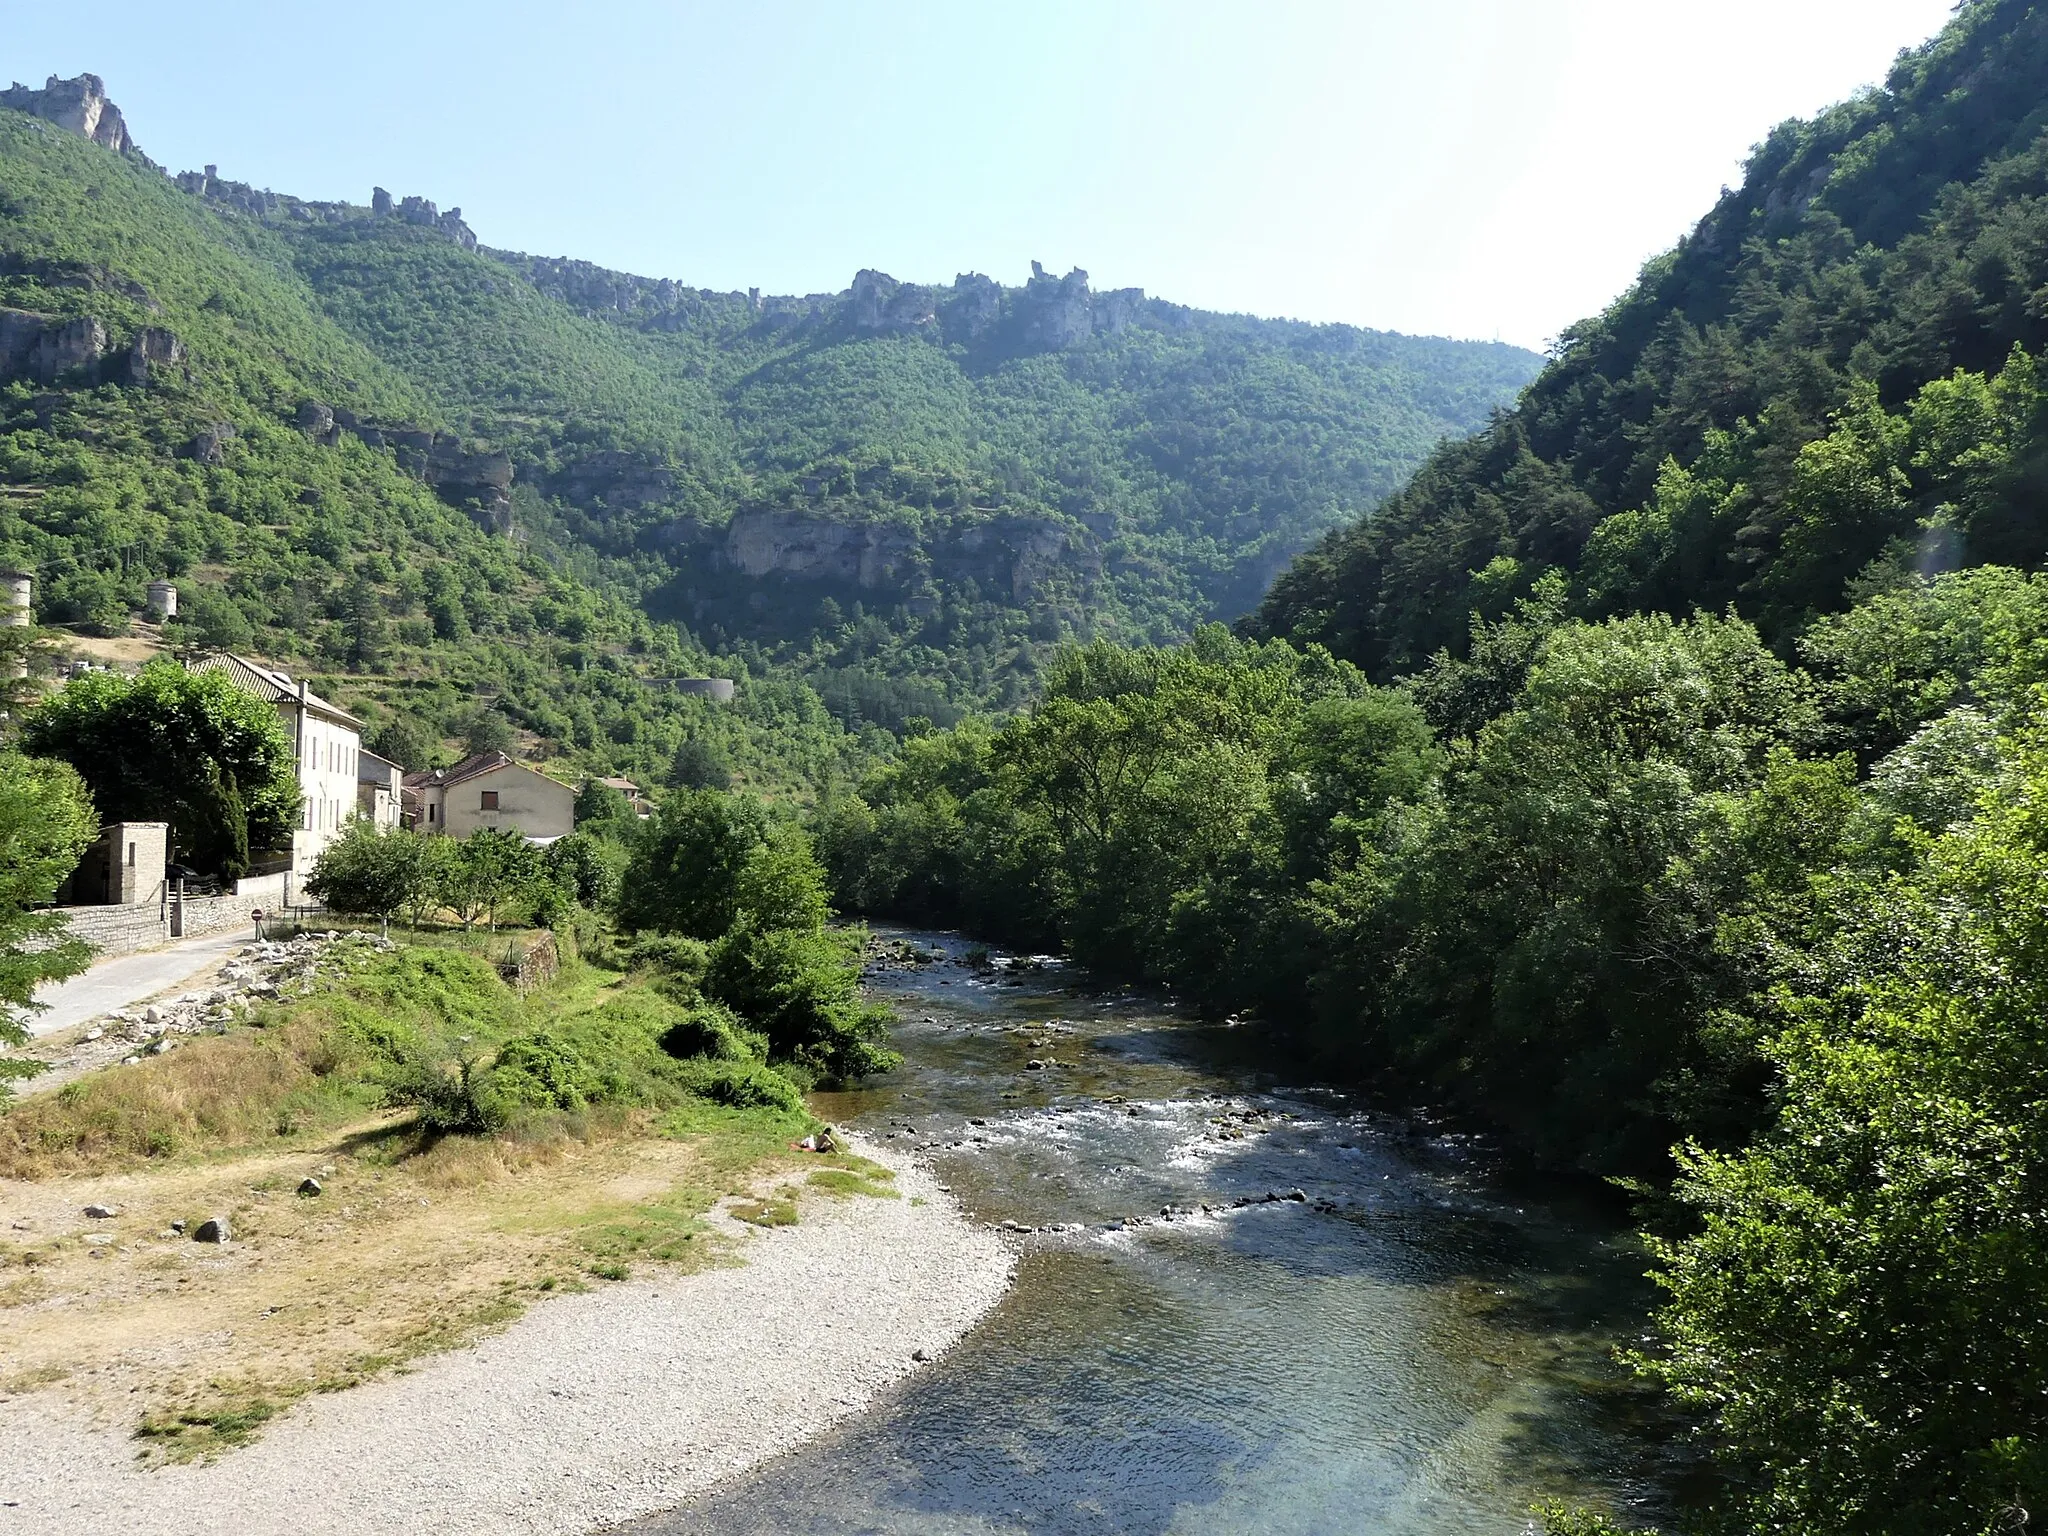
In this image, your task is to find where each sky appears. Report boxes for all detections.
[6,0,1963,352]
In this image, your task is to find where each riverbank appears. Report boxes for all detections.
[0,1134,1012,1535]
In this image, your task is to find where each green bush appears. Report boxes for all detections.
[704,924,898,1083]
[671,1057,804,1112]
[655,999,763,1063]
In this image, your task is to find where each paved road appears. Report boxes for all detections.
[27,929,251,1038]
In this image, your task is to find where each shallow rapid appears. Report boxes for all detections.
[629,930,1665,1535]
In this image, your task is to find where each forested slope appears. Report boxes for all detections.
[0,107,859,793]
[818,7,2048,1529]
[0,79,1535,765]
[1253,0,2048,676]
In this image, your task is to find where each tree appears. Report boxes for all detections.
[703,924,898,1082]
[616,790,772,938]
[572,779,639,840]
[343,574,385,667]
[368,715,435,773]
[435,828,540,929]
[669,735,733,791]
[461,707,516,759]
[19,660,299,878]
[733,825,831,932]
[1645,729,2048,1534]
[0,753,98,1094]
[543,831,626,909]
[305,822,432,928]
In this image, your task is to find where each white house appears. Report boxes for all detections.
[404,751,575,842]
[186,653,364,876]
[356,747,404,831]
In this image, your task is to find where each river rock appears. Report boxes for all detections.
[192,1216,229,1244]
[298,1177,322,1197]
[82,1204,117,1219]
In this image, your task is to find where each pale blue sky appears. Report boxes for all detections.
[7,0,1960,350]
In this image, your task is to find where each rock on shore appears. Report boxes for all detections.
[0,1140,1012,1535]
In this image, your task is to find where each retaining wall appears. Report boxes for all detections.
[52,872,293,959]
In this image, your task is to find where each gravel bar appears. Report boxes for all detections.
[0,1138,1013,1534]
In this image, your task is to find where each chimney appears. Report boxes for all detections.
[0,570,29,628]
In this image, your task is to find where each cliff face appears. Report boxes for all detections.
[0,75,135,155]
[713,507,1097,601]
[843,262,1147,353]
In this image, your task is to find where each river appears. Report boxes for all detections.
[630,928,1669,1535]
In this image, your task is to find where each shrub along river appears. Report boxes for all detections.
[629,929,1672,1535]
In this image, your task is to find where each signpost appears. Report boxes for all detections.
[251,907,265,941]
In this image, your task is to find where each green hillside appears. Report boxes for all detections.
[0,108,860,794]
[0,81,1536,761]
[1253,0,2048,676]
[264,220,1534,724]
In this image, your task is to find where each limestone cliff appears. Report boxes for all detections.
[0,74,136,156]
[713,506,1097,601]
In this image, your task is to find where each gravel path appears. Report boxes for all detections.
[0,1141,1013,1534]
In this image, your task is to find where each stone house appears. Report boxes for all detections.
[591,775,650,815]
[356,748,404,831]
[404,751,575,843]
[185,653,364,876]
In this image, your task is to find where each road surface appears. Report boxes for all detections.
[26,929,250,1039]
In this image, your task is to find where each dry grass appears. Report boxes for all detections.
[0,943,894,1460]
[0,1019,358,1178]
[0,1104,840,1462]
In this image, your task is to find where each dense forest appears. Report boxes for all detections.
[0,90,1535,796]
[819,3,2048,1531]
[1251,0,2048,676]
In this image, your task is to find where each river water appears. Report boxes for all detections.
[632,929,1666,1535]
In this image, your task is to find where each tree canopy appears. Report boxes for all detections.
[19,660,297,877]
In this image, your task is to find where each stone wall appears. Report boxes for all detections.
[500,932,559,991]
[52,874,291,960]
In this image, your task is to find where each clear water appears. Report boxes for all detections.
[622,930,1666,1536]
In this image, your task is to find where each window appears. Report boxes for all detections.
[126,842,136,867]
[480,790,499,811]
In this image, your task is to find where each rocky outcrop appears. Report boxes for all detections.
[394,193,477,251]
[716,507,1095,599]
[850,270,939,335]
[0,308,149,385]
[1093,287,1144,335]
[948,273,1003,339]
[122,326,182,385]
[295,401,514,529]
[172,169,475,247]
[1019,262,1094,350]
[186,422,237,465]
[842,264,1143,352]
[725,511,920,588]
[0,74,136,155]
[547,450,678,511]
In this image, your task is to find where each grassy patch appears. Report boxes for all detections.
[0,937,895,1460]
[730,1192,801,1227]
[808,1165,897,1199]
[136,1393,281,1461]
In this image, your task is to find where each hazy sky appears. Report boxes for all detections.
[8,0,1960,351]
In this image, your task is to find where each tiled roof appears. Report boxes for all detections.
[185,652,362,729]
[403,750,528,790]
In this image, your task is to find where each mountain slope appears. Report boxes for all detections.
[1252,0,2048,677]
[0,69,1535,770]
